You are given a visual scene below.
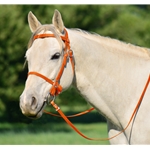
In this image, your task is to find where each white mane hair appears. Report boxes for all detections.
[70,28,150,58]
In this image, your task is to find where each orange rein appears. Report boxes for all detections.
[28,28,150,141]
[43,107,95,118]
[44,75,150,141]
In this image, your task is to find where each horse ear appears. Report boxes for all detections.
[52,9,65,34]
[28,11,41,33]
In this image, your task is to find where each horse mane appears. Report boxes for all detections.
[70,28,150,58]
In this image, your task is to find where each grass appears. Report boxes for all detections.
[0,122,109,145]
[0,104,109,145]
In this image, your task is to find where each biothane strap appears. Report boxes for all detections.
[29,27,150,141]
[47,74,150,141]
[28,28,74,96]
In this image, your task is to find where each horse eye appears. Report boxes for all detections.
[51,52,60,60]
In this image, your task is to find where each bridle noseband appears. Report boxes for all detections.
[28,28,74,101]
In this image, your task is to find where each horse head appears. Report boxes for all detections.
[20,10,74,119]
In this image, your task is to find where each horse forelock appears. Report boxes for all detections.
[27,24,63,49]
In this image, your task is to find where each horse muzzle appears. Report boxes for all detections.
[19,92,47,119]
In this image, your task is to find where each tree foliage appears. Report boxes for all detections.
[0,5,150,122]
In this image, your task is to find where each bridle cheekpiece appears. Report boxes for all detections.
[28,28,74,103]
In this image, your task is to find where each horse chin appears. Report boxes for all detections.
[27,111,43,120]
[20,100,47,120]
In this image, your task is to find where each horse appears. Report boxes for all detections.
[20,9,150,144]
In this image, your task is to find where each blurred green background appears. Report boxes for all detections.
[0,4,150,144]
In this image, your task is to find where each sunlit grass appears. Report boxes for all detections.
[0,123,109,145]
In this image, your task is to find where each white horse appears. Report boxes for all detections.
[20,9,150,144]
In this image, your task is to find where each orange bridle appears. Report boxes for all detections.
[28,29,74,97]
[27,28,150,141]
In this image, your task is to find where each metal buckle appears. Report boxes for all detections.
[45,93,55,105]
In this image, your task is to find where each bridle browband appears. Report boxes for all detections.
[28,28,74,97]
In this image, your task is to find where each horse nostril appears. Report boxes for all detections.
[31,96,37,108]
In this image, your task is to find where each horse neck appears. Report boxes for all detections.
[68,29,150,127]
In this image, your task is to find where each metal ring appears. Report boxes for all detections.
[45,93,55,105]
